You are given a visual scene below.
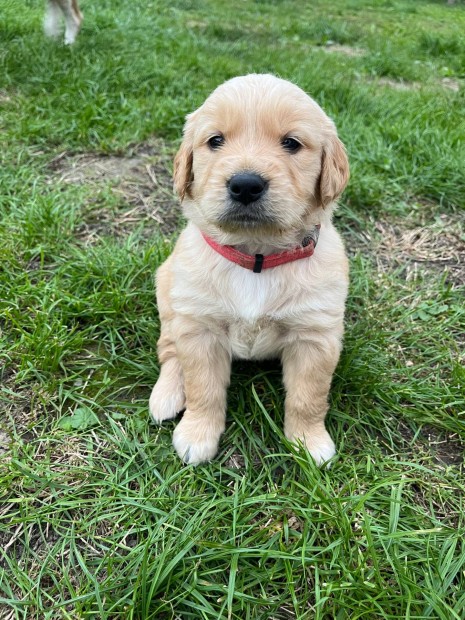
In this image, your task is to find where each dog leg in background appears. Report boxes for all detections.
[171,318,231,465]
[44,0,82,45]
[281,336,341,466]
[43,0,62,39]
[62,0,82,45]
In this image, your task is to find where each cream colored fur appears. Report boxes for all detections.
[149,74,350,466]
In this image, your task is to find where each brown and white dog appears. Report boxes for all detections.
[149,74,350,466]
[43,0,82,45]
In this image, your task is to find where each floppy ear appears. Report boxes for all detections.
[173,110,200,201]
[173,139,193,201]
[318,136,350,208]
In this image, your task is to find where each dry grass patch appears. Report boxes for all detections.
[365,77,461,92]
[0,89,14,104]
[1,373,51,440]
[357,214,465,285]
[318,43,366,57]
[376,77,422,91]
[0,430,10,458]
[48,139,180,240]
[440,77,461,92]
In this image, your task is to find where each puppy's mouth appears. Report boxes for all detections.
[216,200,277,229]
[217,172,277,229]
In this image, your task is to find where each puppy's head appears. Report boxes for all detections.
[174,74,349,242]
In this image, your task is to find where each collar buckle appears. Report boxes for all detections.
[253,254,264,273]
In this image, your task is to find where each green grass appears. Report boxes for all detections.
[1,0,464,618]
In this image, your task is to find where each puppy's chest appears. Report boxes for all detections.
[224,266,288,320]
[174,263,309,359]
[223,270,289,359]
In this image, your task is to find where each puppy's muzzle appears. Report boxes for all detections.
[227,173,268,206]
[218,172,274,228]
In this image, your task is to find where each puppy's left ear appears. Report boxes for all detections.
[318,135,350,208]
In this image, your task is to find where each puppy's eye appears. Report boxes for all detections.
[208,135,225,150]
[281,137,302,153]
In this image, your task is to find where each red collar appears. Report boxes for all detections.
[201,225,320,273]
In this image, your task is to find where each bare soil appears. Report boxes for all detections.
[354,213,465,286]
[48,139,181,240]
[395,420,463,467]
[320,44,366,57]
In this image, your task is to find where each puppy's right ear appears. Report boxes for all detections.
[173,140,193,201]
[173,111,197,200]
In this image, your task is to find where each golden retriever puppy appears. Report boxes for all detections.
[43,0,82,45]
[149,74,350,466]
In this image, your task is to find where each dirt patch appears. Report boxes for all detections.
[49,139,181,240]
[361,214,465,285]
[375,78,460,93]
[0,89,14,104]
[185,19,208,28]
[440,77,460,92]
[0,429,10,459]
[372,76,461,92]
[318,44,366,57]
[0,367,71,463]
[376,78,421,91]
[395,420,463,467]
[225,453,246,469]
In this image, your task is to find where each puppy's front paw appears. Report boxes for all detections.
[286,424,336,467]
[172,415,222,465]
[149,361,185,424]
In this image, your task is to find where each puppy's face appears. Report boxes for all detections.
[174,74,349,240]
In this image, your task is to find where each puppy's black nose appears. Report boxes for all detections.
[228,173,268,205]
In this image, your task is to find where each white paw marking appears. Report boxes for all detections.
[149,365,185,424]
[172,417,221,465]
[287,427,336,467]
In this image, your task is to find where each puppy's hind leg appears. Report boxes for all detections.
[149,261,185,423]
[149,334,186,424]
